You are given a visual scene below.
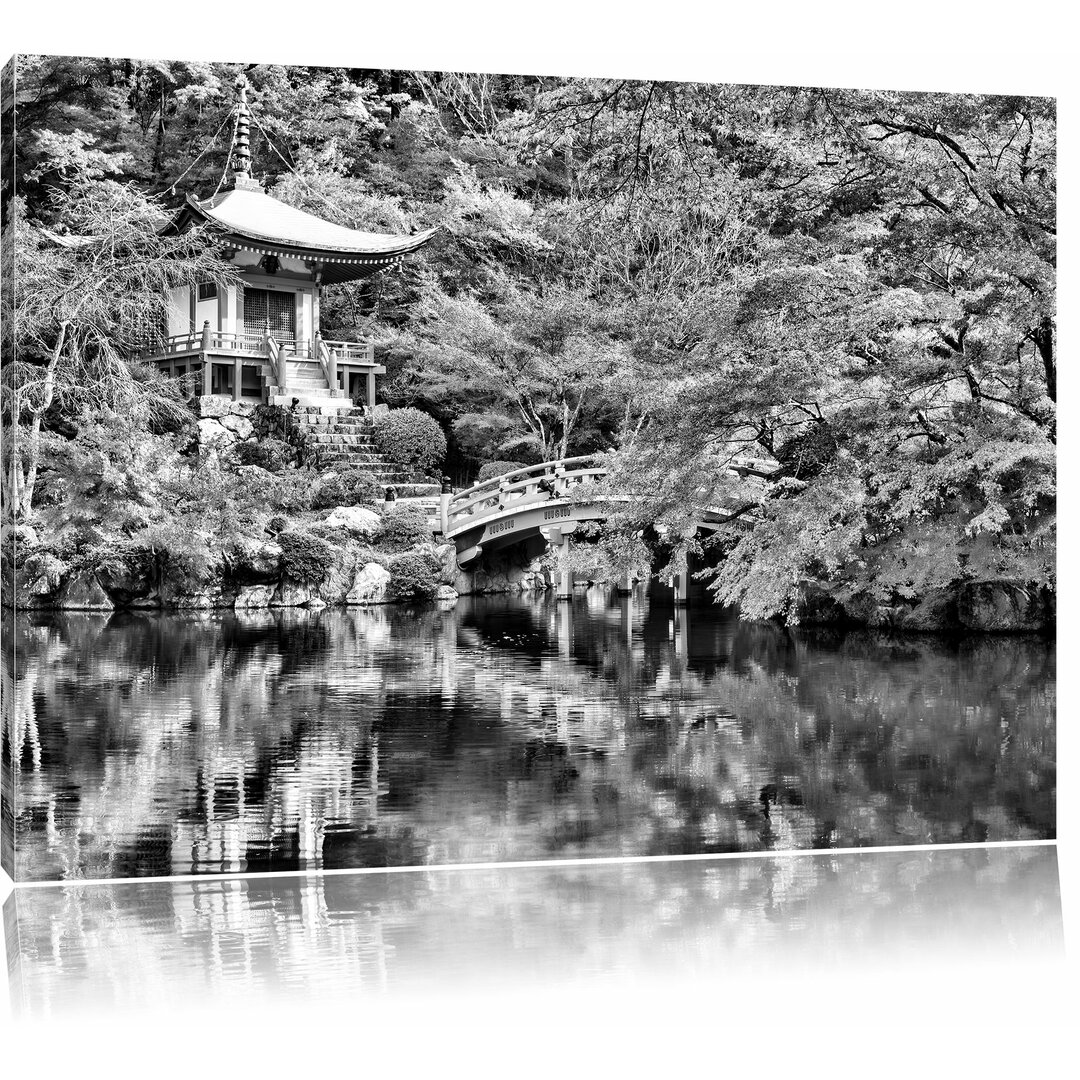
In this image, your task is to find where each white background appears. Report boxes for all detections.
[1,3,1077,1075]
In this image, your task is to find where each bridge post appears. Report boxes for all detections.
[616,569,633,595]
[439,476,452,536]
[556,531,573,601]
[540,523,575,601]
[674,569,689,606]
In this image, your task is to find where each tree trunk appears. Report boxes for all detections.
[1034,316,1055,402]
[15,323,66,520]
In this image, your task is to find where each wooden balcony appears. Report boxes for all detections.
[142,324,383,406]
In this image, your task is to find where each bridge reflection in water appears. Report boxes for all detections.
[2,845,1063,1018]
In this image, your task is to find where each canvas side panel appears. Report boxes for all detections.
[0,615,14,881]
[2,891,24,1014]
[1,55,16,881]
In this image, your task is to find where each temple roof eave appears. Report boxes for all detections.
[173,193,437,260]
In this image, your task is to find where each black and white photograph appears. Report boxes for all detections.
[0,45,1057,883]
[0,7,1073,1068]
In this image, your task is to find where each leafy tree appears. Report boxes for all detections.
[2,174,230,529]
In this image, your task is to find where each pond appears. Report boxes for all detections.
[3,588,1055,881]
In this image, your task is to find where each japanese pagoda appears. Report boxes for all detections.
[146,81,436,410]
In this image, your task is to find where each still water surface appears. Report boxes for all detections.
[6,589,1055,880]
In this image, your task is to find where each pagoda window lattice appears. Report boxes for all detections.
[243,287,296,342]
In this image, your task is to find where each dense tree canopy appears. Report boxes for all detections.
[2,57,1055,621]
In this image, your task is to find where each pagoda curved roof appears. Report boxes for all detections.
[171,186,437,283]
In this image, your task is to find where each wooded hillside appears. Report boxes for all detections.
[1,58,1056,624]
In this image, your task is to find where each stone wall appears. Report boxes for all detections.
[193,397,259,449]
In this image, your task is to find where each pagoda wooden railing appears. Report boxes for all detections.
[142,324,381,403]
[315,333,337,391]
[143,330,376,365]
[264,333,284,388]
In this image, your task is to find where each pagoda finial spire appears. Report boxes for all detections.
[228,76,259,191]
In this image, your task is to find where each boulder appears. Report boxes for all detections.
[171,587,229,609]
[235,584,276,609]
[898,589,961,632]
[196,396,231,419]
[28,576,52,596]
[57,574,114,611]
[24,552,67,594]
[315,557,356,605]
[271,581,313,607]
[323,505,381,539]
[11,524,39,549]
[196,418,237,447]
[434,542,458,585]
[435,584,458,602]
[958,581,1047,632]
[220,413,255,439]
[346,562,391,605]
[97,556,155,605]
[229,537,282,582]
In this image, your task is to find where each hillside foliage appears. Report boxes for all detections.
[2,58,1055,620]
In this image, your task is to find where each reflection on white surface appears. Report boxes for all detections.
[3,844,1062,1018]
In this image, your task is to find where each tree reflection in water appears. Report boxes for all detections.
[3,590,1055,881]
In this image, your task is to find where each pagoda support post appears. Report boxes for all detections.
[202,354,212,396]
[366,370,377,411]
[233,355,243,402]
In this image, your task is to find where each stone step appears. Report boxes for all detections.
[310,434,378,446]
[292,412,369,424]
[271,395,352,410]
[315,461,412,481]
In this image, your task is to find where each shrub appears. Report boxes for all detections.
[231,438,293,472]
[277,528,336,583]
[373,407,446,475]
[374,504,433,552]
[310,468,383,510]
[388,551,443,600]
[476,460,528,484]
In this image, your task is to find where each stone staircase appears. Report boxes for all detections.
[268,359,351,409]
[288,405,441,502]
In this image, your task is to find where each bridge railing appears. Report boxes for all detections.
[446,456,609,536]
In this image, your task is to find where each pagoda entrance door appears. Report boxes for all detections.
[243,288,296,346]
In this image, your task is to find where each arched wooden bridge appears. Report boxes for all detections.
[443,455,770,600]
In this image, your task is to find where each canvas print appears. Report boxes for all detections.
[0,57,1055,881]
